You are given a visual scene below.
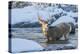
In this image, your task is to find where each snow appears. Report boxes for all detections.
[11,6,51,24]
[11,5,77,25]
[45,7,64,16]
[66,11,78,18]
[11,6,38,24]
[51,16,75,26]
[53,8,63,14]
[45,6,54,12]
[61,5,67,7]
[11,6,64,24]
[11,38,44,53]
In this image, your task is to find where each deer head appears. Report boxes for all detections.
[38,15,53,36]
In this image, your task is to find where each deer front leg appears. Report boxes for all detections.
[46,36,50,43]
[46,35,53,43]
[47,36,56,43]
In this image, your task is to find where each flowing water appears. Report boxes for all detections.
[10,28,78,51]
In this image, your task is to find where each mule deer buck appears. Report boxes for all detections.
[38,15,72,42]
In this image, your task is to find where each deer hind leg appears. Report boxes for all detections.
[60,35,65,40]
[64,33,69,40]
[64,23,72,40]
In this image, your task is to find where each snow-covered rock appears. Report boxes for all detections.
[51,16,75,26]
[53,8,63,14]
[11,38,44,53]
[66,11,78,18]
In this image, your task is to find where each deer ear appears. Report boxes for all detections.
[38,16,44,24]
[38,19,43,24]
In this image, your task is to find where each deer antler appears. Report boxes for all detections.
[38,13,45,24]
[47,13,55,25]
[38,12,54,25]
[47,13,51,22]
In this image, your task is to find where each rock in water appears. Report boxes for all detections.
[56,44,76,50]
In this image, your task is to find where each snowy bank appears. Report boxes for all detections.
[11,38,44,53]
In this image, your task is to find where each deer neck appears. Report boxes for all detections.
[41,25,48,36]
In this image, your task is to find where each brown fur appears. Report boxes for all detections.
[38,16,71,42]
[47,23,71,42]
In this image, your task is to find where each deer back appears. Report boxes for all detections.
[47,23,71,40]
